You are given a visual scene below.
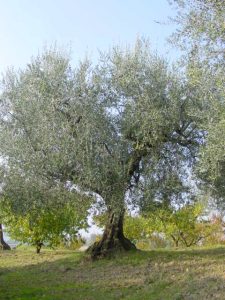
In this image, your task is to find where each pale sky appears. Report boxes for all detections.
[0,0,178,73]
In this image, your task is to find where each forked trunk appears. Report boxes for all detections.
[0,224,11,250]
[171,234,179,248]
[88,209,136,259]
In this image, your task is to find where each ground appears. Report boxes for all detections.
[0,246,225,300]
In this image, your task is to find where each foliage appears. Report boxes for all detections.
[169,0,225,208]
[144,203,217,247]
[123,215,148,243]
[203,214,225,246]
[197,104,225,207]
[169,0,225,65]
[2,197,88,253]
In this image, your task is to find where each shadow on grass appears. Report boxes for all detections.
[110,245,225,265]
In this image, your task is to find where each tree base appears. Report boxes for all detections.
[0,224,11,250]
[0,241,11,250]
[87,236,136,259]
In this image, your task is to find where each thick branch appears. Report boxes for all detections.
[127,148,148,185]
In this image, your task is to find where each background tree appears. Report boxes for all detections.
[3,201,87,254]
[0,40,203,258]
[144,202,214,247]
[0,174,90,253]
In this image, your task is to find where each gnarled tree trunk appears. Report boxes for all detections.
[0,224,11,250]
[88,209,136,259]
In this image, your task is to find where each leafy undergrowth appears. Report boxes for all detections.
[0,246,225,300]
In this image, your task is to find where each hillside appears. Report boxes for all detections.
[0,246,225,299]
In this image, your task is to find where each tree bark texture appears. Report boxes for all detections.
[88,209,136,259]
[0,224,11,250]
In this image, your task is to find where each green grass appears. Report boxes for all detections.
[1,246,225,299]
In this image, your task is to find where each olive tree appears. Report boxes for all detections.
[0,40,202,258]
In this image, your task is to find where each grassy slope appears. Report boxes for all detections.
[0,246,225,300]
